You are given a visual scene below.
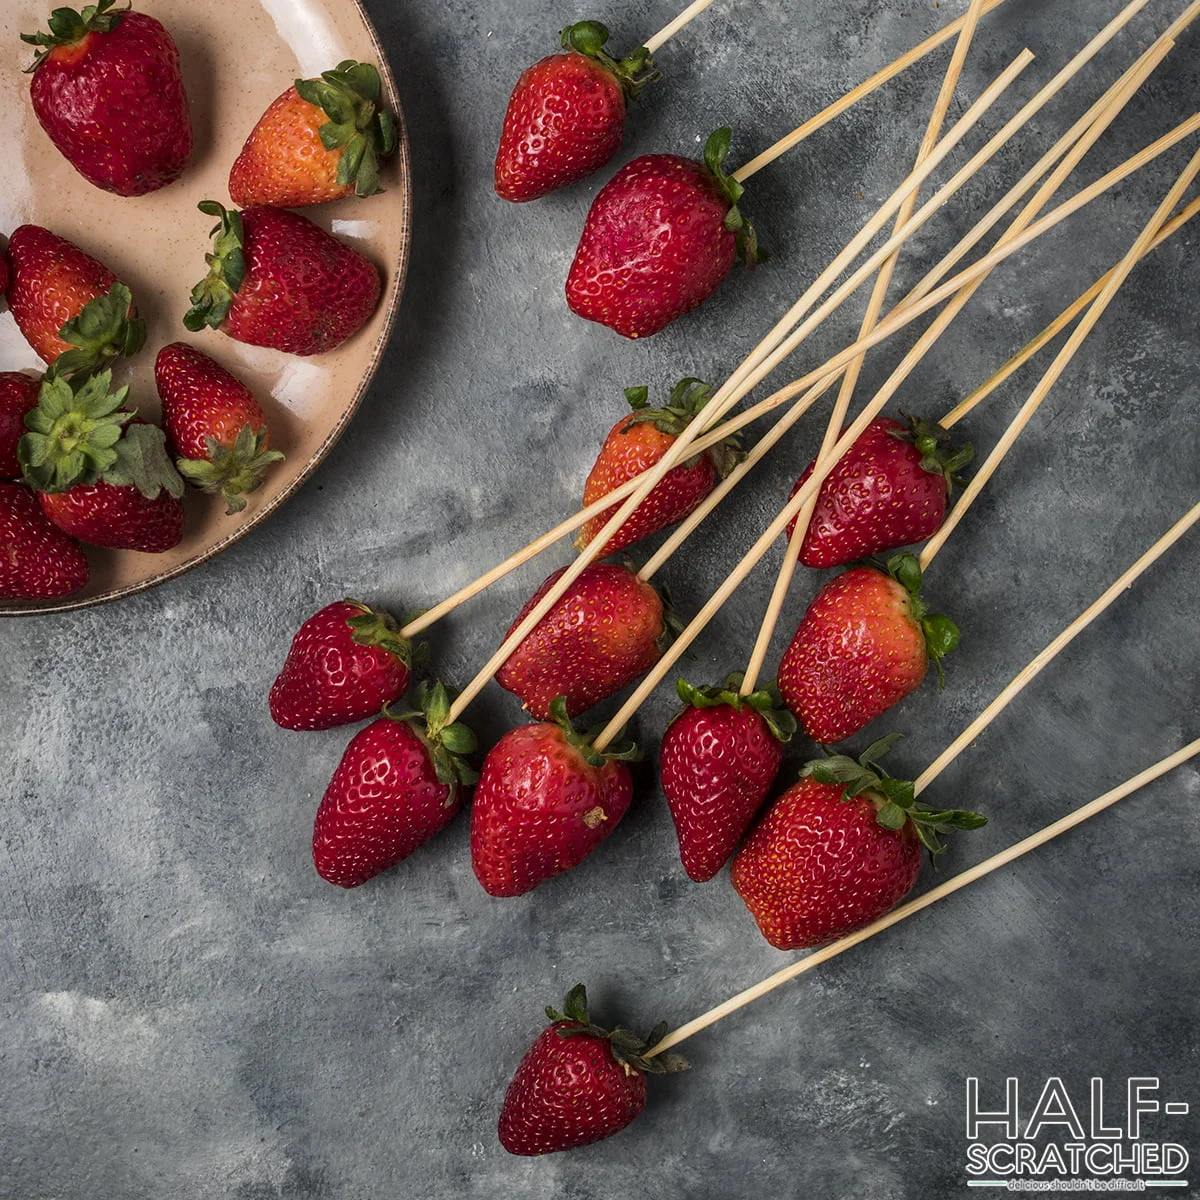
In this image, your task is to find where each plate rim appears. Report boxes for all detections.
[0,0,414,618]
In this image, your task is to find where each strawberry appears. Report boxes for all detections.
[660,674,795,882]
[731,738,985,949]
[471,699,639,897]
[22,0,192,197]
[229,60,398,208]
[498,984,687,1156]
[155,342,284,514]
[183,202,382,357]
[0,481,89,601]
[787,414,973,568]
[0,249,8,296]
[494,21,658,203]
[496,561,668,720]
[575,378,741,556]
[6,226,144,374]
[777,554,959,745]
[18,370,184,552]
[565,128,762,339]
[269,598,417,731]
[312,682,477,888]
[0,373,42,479]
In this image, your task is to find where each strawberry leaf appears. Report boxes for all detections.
[21,0,126,69]
[107,423,185,500]
[560,21,661,101]
[176,422,283,514]
[184,202,247,332]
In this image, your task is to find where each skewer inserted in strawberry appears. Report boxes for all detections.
[155,343,284,514]
[732,737,985,949]
[777,553,959,745]
[230,60,398,208]
[575,378,742,557]
[471,698,640,898]
[660,674,795,882]
[499,984,687,1156]
[566,128,764,338]
[312,682,477,888]
[495,21,659,203]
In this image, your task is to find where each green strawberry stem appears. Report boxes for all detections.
[183,202,247,333]
[802,734,986,855]
[294,60,398,198]
[548,695,641,767]
[176,424,284,515]
[384,679,479,787]
[893,410,975,495]
[21,0,127,69]
[702,129,766,267]
[882,553,960,687]
[620,377,744,477]
[50,283,146,381]
[18,370,183,499]
[547,984,689,1075]
[559,21,661,101]
[674,673,796,743]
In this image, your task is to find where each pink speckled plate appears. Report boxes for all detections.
[0,0,411,615]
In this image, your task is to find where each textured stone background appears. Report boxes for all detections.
[2,1,1199,1197]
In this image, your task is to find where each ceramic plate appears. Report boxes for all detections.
[0,0,411,616]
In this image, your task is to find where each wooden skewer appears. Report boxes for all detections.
[729,0,1019,183]
[941,196,1200,430]
[915,498,1200,797]
[642,0,720,55]
[441,54,1033,726]
[739,0,987,697]
[637,42,1172,590]
[646,736,1200,1057]
[919,140,1200,572]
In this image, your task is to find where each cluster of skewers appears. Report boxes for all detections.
[266,0,1200,1155]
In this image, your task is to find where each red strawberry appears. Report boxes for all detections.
[155,343,284,514]
[0,249,8,295]
[496,562,668,720]
[230,60,398,208]
[495,21,657,203]
[731,739,985,949]
[0,481,89,601]
[471,700,638,897]
[565,128,762,339]
[184,202,382,357]
[22,1,192,197]
[6,226,144,374]
[19,370,184,552]
[0,373,42,479]
[660,675,795,882]
[787,414,973,568]
[777,554,959,745]
[575,378,741,556]
[312,682,477,888]
[498,984,687,1156]
[269,598,416,731]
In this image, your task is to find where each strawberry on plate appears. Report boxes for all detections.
[499,983,687,1156]
[155,342,284,514]
[0,373,43,479]
[183,201,382,357]
[269,598,418,732]
[0,481,89,601]
[787,414,973,568]
[470,698,639,897]
[732,737,985,949]
[230,60,398,208]
[5,225,144,375]
[566,128,763,339]
[312,682,477,888]
[660,674,795,882]
[575,378,741,557]
[18,370,184,553]
[777,553,959,745]
[495,20,658,203]
[22,0,192,196]
[496,561,669,720]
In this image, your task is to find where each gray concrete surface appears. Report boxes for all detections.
[3,0,1199,1196]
